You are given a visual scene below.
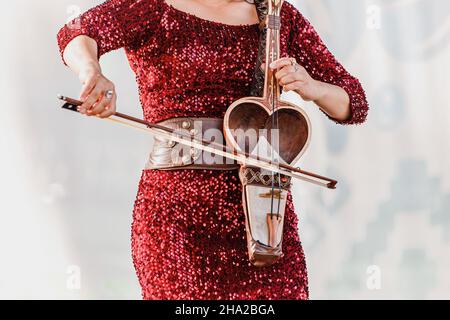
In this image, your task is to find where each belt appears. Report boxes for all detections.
[145,117,240,171]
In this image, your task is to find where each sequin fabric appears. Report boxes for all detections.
[57,0,368,300]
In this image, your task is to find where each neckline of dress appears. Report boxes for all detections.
[162,0,260,30]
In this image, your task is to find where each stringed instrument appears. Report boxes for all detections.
[222,0,315,266]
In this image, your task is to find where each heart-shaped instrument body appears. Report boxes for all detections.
[223,96,311,165]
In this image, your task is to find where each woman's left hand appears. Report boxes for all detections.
[270,57,325,102]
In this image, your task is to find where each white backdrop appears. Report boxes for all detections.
[1,0,449,299]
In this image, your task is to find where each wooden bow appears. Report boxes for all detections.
[58,95,337,189]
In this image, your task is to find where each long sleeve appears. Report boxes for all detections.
[57,0,161,64]
[284,2,368,125]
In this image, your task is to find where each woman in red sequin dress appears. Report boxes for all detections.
[57,0,368,300]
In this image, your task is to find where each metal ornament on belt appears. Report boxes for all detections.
[145,118,238,170]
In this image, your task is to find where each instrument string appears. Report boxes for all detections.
[270,11,282,219]
[269,96,275,217]
[274,31,282,218]
[269,33,276,219]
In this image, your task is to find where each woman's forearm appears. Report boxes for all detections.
[270,58,352,122]
[61,35,117,118]
[63,35,101,76]
[313,80,351,122]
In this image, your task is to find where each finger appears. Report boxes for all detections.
[279,73,305,86]
[283,81,304,92]
[260,63,266,71]
[88,93,110,116]
[270,57,296,70]
[81,87,103,112]
[98,96,116,119]
[275,65,297,79]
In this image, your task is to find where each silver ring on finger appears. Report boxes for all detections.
[105,90,114,99]
[291,60,300,73]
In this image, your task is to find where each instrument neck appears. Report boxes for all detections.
[262,3,282,102]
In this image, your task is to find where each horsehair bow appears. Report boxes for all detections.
[57,95,337,189]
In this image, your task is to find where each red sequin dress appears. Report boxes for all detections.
[57,0,368,300]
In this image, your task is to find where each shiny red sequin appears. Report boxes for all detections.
[57,0,368,300]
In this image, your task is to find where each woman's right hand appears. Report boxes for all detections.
[78,62,116,118]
